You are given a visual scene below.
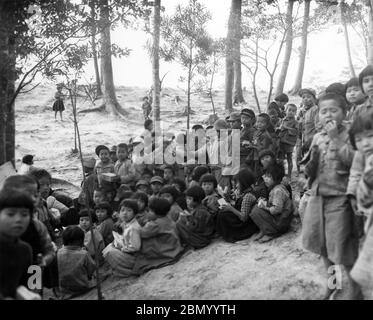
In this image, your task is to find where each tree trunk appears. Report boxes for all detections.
[152,0,161,122]
[340,1,356,77]
[90,0,102,97]
[0,17,7,165]
[289,0,310,95]
[368,0,373,65]
[0,3,16,166]
[225,0,237,112]
[233,0,244,104]
[187,41,192,130]
[5,39,16,166]
[99,0,127,116]
[275,0,294,96]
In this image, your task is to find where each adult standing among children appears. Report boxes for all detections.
[221,112,241,193]
[240,109,256,169]
[52,83,65,121]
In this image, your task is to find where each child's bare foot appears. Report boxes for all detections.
[253,232,264,241]
[258,235,274,243]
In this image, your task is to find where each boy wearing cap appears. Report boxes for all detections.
[136,180,151,195]
[149,176,164,201]
[227,112,242,130]
[267,93,288,118]
[240,109,257,169]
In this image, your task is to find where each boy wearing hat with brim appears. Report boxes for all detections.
[226,112,242,130]
[267,93,289,119]
[136,179,150,195]
[240,109,257,169]
[149,176,164,201]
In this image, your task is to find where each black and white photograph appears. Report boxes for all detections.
[1,0,373,304]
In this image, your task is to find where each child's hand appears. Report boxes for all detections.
[324,120,339,140]
[348,195,361,216]
[257,199,267,209]
[221,204,233,212]
[36,254,47,267]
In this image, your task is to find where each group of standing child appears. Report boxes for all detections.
[301,65,373,300]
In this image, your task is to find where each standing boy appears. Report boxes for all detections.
[278,104,299,177]
[345,77,366,122]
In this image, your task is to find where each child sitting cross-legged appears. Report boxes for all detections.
[160,185,182,222]
[250,164,293,244]
[149,176,164,200]
[103,199,141,277]
[200,174,221,218]
[57,226,96,298]
[215,169,259,243]
[132,198,183,275]
[176,185,215,249]
[94,202,114,247]
[135,180,151,195]
[78,209,105,263]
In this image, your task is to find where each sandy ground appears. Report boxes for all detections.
[14,84,325,300]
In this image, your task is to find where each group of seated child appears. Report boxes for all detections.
[1,83,331,299]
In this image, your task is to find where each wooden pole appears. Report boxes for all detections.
[70,79,104,300]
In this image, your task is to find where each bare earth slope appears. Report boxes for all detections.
[78,227,325,300]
